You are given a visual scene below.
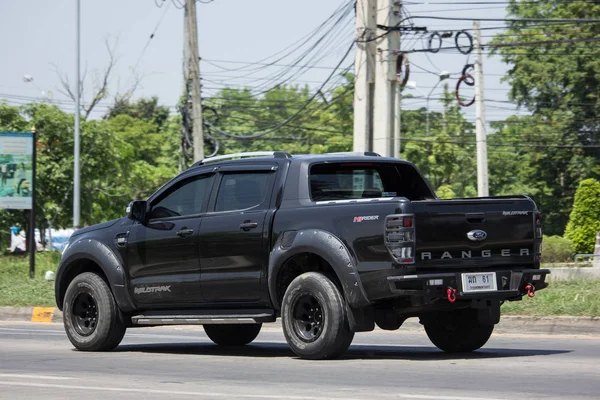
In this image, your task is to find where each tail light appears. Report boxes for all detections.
[534,212,542,261]
[535,213,542,238]
[385,214,415,264]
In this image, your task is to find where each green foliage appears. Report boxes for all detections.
[435,185,456,200]
[542,235,574,263]
[490,1,600,234]
[564,179,600,254]
[106,96,170,131]
[0,98,178,237]
[0,253,61,306]
[400,90,477,198]
[502,279,600,317]
[203,76,354,161]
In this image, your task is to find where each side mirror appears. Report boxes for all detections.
[126,200,147,223]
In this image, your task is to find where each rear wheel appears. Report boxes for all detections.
[203,324,262,346]
[281,272,354,360]
[63,272,126,351]
[423,309,494,353]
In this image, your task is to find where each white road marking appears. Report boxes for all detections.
[0,381,505,400]
[0,374,74,380]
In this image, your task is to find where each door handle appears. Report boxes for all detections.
[239,221,258,231]
[176,228,194,237]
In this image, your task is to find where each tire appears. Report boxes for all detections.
[423,309,494,353]
[63,272,126,351]
[203,324,262,346]
[281,272,354,360]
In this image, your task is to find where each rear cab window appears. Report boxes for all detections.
[309,162,435,201]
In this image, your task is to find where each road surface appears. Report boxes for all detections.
[0,321,598,399]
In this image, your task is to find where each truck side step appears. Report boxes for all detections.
[131,309,276,326]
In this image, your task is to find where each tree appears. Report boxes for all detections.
[55,39,141,121]
[564,178,600,255]
[490,0,600,234]
[203,76,354,158]
[400,90,477,198]
[0,100,179,240]
[106,96,170,131]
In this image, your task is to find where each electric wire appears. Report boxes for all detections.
[206,41,355,139]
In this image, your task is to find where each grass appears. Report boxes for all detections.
[0,252,61,307]
[502,279,600,317]
[0,254,599,316]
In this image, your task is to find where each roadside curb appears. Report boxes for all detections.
[0,307,63,323]
[1,307,599,336]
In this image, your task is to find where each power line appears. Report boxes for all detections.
[401,16,600,23]
[134,1,171,72]
[207,41,355,139]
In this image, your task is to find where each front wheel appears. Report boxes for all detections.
[423,309,494,353]
[281,272,354,360]
[203,324,262,346]
[63,272,126,351]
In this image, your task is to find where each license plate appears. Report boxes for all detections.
[461,272,497,293]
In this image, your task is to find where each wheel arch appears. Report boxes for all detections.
[267,229,370,310]
[55,238,135,313]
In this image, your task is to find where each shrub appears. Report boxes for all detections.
[542,235,574,263]
[564,179,600,254]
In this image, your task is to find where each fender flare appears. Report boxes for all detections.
[55,238,135,312]
[267,229,371,310]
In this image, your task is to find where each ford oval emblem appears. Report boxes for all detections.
[467,230,487,241]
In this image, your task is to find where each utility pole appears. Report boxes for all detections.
[353,0,377,153]
[473,20,489,197]
[185,0,204,163]
[180,2,190,172]
[394,81,402,157]
[73,0,80,228]
[372,0,401,157]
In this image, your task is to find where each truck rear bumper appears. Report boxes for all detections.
[379,269,550,304]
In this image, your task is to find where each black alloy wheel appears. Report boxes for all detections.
[281,272,354,360]
[63,272,126,351]
[71,292,98,336]
[291,294,324,342]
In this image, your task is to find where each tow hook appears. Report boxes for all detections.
[525,283,535,298]
[446,287,457,303]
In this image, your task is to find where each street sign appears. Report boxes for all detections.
[0,132,33,210]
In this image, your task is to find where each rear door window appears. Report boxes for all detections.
[214,172,273,212]
[309,163,434,201]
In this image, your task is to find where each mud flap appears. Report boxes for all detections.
[346,305,375,332]
[471,299,501,325]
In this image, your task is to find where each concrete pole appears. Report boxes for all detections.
[353,0,377,153]
[186,0,204,163]
[474,20,489,197]
[373,0,401,157]
[394,84,401,158]
[180,6,190,172]
[73,0,81,228]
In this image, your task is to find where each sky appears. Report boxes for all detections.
[0,0,527,125]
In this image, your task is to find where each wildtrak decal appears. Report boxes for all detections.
[134,285,171,294]
[502,211,529,216]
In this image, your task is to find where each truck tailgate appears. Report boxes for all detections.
[411,196,540,269]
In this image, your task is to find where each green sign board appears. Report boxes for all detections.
[0,132,33,210]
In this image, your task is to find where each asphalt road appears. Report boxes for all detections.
[0,321,599,400]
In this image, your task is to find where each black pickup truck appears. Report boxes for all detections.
[55,151,549,359]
